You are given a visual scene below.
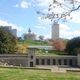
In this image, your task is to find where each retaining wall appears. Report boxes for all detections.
[0,54,28,67]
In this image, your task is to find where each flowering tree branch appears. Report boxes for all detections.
[37,0,80,22]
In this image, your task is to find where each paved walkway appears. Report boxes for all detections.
[36,65,80,73]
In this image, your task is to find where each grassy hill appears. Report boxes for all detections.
[18,39,50,46]
[18,39,66,55]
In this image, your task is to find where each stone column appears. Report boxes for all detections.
[61,59,64,65]
[50,59,53,65]
[27,48,36,67]
[45,59,47,65]
[77,54,80,67]
[56,59,58,65]
[39,58,41,65]
[67,59,69,66]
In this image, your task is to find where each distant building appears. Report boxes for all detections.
[52,22,59,40]
[10,29,17,38]
[24,28,36,40]
[0,26,17,37]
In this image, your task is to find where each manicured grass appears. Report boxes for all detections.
[35,50,65,56]
[18,39,50,46]
[0,68,80,80]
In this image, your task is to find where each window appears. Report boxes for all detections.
[53,59,56,65]
[36,59,39,65]
[31,55,33,59]
[58,59,61,65]
[47,59,50,65]
[30,62,33,67]
[64,59,67,65]
[41,59,45,65]
[69,59,72,66]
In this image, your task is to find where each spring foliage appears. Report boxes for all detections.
[53,39,65,51]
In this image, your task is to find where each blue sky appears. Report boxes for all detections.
[0,0,80,39]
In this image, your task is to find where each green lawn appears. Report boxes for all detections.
[0,68,80,80]
[35,50,65,56]
[18,39,50,46]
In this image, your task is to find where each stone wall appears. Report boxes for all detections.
[0,54,78,67]
[36,55,77,67]
[0,54,28,67]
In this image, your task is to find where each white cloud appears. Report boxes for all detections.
[34,0,65,8]
[38,16,51,25]
[14,0,31,9]
[34,16,51,30]
[34,0,52,8]
[35,26,46,30]
[44,32,51,39]
[0,20,23,32]
[60,30,80,39]
[59,23,70,30]
[60,23,80,39]
[70,11,80,23]
[14,4,19,8]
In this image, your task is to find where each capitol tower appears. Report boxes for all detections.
[52,22,59,40]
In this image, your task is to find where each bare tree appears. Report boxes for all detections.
[37,0,80,22]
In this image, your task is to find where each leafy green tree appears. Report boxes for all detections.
[0,27,17,54]
[65,37,80,55]
[39,35,44,41]
[16,44,28,54]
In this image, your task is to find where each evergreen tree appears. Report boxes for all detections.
[0,27,17,54]
[65,37,80,55]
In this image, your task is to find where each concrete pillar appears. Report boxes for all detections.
[38,58,40,65]
[45,59,47,65]
[61,59,64,65]
[72,59,77,66]
[67,59,70,66]
[56,59,58,65]
[77,54,80,67]
[39,59,41,65]
[50,59,53,65]
[27,48,36,67]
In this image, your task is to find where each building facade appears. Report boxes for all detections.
[52,22,59,40]
[24,28,36,40]
[10,29,17,38]
[0,26,17,37]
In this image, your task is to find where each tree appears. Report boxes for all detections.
[39,35,44,41]
[16,44,28,54]
[37,0,80,22]
[65,37,80,55]
[53,39,65,51]
[0,27,17,54]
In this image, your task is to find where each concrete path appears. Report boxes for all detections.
[36,65,80,73]
[36,65,66,73]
